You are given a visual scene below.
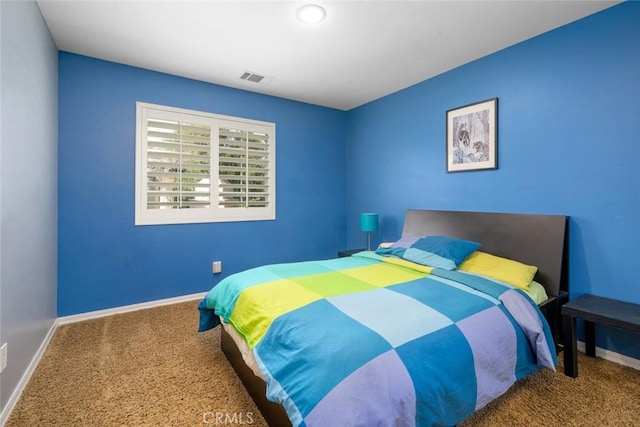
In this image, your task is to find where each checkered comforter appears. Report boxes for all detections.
[198,252,557,426]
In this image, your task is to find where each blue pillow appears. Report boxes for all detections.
[411,235,481,266]
[376,235,480,270]
[402,247,457,270]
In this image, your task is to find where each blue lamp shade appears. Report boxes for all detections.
[360,213,378,250]
[360,213,379,232]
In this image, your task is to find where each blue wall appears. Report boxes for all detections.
[58,53,347,316]
[59,3,639,359]
[346,2,640,358]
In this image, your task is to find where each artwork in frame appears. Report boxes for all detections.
[446,98,498,172]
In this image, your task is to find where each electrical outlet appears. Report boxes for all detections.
[212,261,222,274]
[1,343,7,373]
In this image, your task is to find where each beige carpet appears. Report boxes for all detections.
[6,300,640,426]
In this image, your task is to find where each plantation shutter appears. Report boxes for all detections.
[218,125,271,209]
[145,115,212,210]
[136,102,275,225]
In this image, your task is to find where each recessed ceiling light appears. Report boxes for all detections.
[296,4,326,24]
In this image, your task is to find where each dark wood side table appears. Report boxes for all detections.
[562,294,640,378]
[338,248,366,258]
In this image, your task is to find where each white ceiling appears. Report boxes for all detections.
[37,0,619,111]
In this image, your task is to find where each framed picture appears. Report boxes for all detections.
[446,98,498,172]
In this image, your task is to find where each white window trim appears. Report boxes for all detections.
[135,102,276,225]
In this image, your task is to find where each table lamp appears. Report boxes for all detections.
[360,213,378,251]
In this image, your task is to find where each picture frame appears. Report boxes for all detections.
[446,98,498,172]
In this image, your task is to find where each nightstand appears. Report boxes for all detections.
[562,294,640,377]
[539,290,568,353]
[338,248,366,258]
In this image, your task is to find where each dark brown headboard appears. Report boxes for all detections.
[401,209,568,298]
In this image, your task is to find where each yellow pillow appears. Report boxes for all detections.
[458,251,537,290]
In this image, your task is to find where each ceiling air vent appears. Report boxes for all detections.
[240,71,273,85]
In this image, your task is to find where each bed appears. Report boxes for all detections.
[198,209,568,426]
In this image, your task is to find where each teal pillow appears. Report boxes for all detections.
[375,235,480,270]
[402,247,457,270]
[412,235,481,266]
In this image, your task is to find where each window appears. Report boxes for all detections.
[135,102,275,225]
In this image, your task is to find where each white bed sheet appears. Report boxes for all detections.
[220,316,265,380]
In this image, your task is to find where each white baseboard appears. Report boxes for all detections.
[57,292,207,325]
[577,341,640,371]
[0,320,57,427]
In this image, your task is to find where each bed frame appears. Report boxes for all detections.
[221,209,569,426]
